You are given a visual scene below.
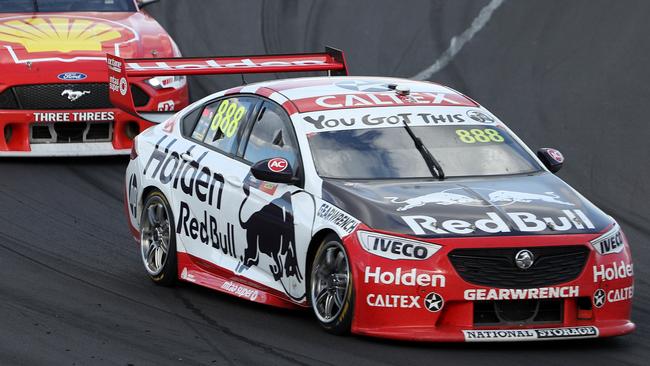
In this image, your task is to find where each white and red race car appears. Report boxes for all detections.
[111,49,634,342]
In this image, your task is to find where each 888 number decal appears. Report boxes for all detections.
[210,99,247,137]
[455,128,504,144]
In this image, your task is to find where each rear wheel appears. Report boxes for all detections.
[140,191,177,286]
[309,234,353,334]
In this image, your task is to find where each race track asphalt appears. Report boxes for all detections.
[0,1,648,365]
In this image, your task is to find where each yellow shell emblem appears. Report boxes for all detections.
[0,17,123,53]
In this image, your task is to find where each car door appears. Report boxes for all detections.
[175,95,261,269]
[225,100,315,302]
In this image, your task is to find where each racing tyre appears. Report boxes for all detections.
[140,191,177,286]
[309,234,353,334]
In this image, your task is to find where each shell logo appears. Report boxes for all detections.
[0,16,135,55]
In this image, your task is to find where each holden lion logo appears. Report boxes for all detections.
[514,249,535,270]
[61,89,90,102]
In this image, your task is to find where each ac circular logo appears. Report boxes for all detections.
[267,158,288,173]
[547,148,565,164]
[423,292,444,312]
[119,77,128,96]
[57,72,87,81]
[593,289,606,308]
[466,110,495,123]
[514,249,535,270]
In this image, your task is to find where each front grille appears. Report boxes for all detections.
[4,83,149,109]
[474,299,563,325]
[0,88,18,108]
[448,246,589,288]
[30,122,113,143]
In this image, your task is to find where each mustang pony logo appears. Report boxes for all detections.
[0,16,137,62]
[61,89,90,102]
[387,189,573,211]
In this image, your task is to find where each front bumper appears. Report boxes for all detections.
[0,82,188,157]
[0,109,149,156]
[346,227,635,342]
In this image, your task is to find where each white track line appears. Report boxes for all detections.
[412,0,506,80]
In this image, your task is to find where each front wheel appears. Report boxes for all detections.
[309,234,353,334]
[140,191,177,286]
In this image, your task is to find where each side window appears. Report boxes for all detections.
[181,106,202,137]
[243,102,298,168]
[191,96,257,155]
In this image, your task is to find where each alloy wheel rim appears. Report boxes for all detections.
[140,197,171,276]
[311,241,350,323]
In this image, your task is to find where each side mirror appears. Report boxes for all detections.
[138,0,160,9]
[537,148,564,173]
[250,158,297,184]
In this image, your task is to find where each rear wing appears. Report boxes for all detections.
[107,47,347,122]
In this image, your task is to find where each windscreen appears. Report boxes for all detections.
[0,0,137,12]
[307,124,541,179]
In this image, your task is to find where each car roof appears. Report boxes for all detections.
[222,76,478,114]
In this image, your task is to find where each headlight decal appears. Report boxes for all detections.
[357,231,440,260]
[590,223,624,255]
[146,75,187,90]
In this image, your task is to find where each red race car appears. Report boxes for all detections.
[110,49,633,342]
[0,0,188,156]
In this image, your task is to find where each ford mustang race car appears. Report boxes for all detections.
[111,49,634,342]
[0,0,188,156]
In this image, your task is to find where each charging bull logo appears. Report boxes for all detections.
[0,16,136,62]
[387,192,482,211]
[237,178,303,283]
[487,190,572,206]
[388,189,573,211]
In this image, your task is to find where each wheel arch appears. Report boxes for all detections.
[138,185,168,226]
[141,185,162,207]
[305,228,340,305]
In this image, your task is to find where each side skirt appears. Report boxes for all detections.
[176,252,305,310]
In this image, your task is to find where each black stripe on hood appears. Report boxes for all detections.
[322,172,610,238]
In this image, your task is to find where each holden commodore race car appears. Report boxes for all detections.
[0,0,188,156]
[111,48,634,342]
